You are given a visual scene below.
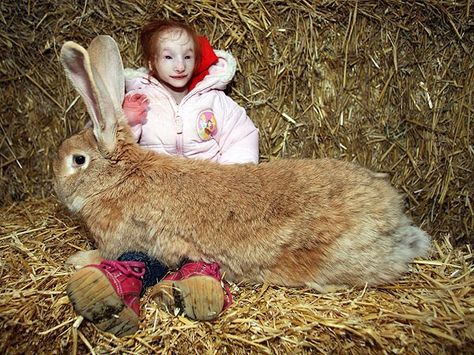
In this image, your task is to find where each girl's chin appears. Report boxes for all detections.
[161,80,189,92]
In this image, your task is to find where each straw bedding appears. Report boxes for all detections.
[0,0,472,353]
[1,198,473,353]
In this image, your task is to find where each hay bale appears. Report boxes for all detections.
[0,198,472,353]
[1,0,472,245]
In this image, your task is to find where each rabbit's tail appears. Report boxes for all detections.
[312,223,431,288]
[392,225,431,262]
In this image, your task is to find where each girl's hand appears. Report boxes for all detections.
[123,93,149,126]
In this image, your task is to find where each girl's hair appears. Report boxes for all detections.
[140,19,202,74]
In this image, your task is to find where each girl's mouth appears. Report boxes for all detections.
[171,75,188,80]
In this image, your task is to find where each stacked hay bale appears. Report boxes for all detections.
[1,0,472,244]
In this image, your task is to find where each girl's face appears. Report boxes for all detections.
[149,29,196,96]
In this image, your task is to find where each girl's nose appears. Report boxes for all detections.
[175,60,185,72]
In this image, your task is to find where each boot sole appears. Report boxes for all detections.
[151,275,224,321]
[66,267,138,337]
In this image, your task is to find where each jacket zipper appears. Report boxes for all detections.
[175,90,196,157]
[175,104,184,156]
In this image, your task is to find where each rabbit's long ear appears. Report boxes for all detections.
[60,35,124,156]
[87,35,125,118]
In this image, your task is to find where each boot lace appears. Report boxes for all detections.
[101,260,146,278]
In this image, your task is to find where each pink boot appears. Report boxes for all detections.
[150,261,232,320]
[67,260,145,337]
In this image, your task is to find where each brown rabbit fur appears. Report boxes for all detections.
[54,36,430,291]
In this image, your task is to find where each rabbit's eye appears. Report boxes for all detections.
[72,154,86,166]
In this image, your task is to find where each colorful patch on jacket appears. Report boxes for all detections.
[197,110,218,140]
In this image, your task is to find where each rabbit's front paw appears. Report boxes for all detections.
[66,250,103,269]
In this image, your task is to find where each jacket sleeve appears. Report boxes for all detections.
[216,94,259,164]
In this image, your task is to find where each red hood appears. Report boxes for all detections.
[188,36,219,91]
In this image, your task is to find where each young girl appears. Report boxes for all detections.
[66,19,259,337]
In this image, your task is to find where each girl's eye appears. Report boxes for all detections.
[164,55,172,60]
[72,154,86,166]
[185,55,193,60]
